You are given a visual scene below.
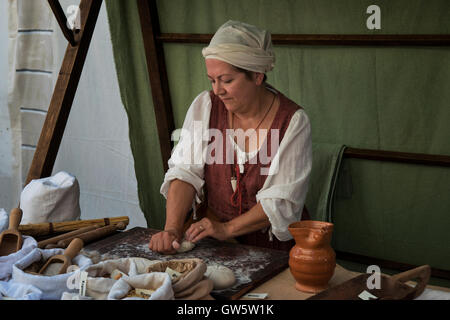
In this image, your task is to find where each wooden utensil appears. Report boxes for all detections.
[38,238,84,275]
[37,225,100,248]
[0,208,24,256]
[307,265,431,300]
[57,222,126,248]
[19,216,129,237]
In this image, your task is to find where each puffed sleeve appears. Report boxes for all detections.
[256,109,312,241]
[160,91,212,203]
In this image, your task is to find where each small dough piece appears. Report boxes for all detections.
[205,265,236,290]
[165,266,182,281]
[176,240,195,253]
[110,269,126,280]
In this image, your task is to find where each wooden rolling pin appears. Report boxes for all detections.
[37,225,101,248]
[18,216,129,237]
[57,222,127,248]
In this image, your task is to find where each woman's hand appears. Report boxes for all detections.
[148,228,182,254]
[185,218,230,243]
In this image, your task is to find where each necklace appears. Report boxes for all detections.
[230,91,277,192]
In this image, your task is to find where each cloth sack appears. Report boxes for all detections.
[81,257,161,300]
[19,171,81,224]
[107,272,174,300]
[11,247,92,300]
[146,258,213,300]
[175,278,214,300]
[0,280,42,300]
[0,235,37,281]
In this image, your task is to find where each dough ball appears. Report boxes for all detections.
[205,265,236,290]
[176,240,195,253]
[110,269,126,280]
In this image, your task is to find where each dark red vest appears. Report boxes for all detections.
[204,89,309,251]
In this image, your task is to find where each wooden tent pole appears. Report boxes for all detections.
[25,0,103,185]
[137,0,175,172]
[47,0,78,46]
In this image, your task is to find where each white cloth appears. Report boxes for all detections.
[82,257,161,300]
[202,20,275,73]
[0,235,37,281]
[0,208,8,232]
[11,247,92,300]
[0,280,42,300]
[107,273,174,300]
[160,90,312,241]
[19,171,81,224]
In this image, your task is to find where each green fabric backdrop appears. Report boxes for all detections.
[105,1,167,229]
[105,0,450,271]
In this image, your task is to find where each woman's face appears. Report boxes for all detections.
[205,59,262,113]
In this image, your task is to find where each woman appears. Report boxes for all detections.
[149,20,312,254]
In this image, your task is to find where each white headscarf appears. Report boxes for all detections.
[202,20,275,74]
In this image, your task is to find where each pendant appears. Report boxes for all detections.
[231,177,237,192]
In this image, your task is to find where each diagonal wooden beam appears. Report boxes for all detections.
[137,0,175,172]
[47,0,78,46]
[25,0,103,185]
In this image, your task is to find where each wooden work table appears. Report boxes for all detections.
[242,264,450,300]
[84,227,449,300]
[242,264,359,300]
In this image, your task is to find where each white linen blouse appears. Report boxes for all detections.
[160,90,312,241]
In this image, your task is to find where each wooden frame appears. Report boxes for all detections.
[158,33,450,46]
[26,0,102,185]
[344,147,450,167]
[136,0,450,281]
[33,0,449,280]
[47,0,80,46]
[138,0,450,171]
[137,0,175,172]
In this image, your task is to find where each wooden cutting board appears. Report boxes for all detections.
[83,227,289,300]
[307,265,431,300]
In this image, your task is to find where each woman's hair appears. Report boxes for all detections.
[233,66,267,83]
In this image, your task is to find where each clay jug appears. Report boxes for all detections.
[288,220,336,293]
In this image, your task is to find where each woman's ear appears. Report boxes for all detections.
[255,72,264,86]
